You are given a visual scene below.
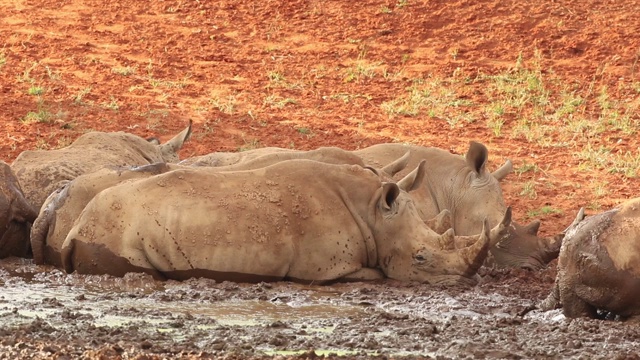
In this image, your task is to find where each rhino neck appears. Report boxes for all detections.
[336,180,378,268]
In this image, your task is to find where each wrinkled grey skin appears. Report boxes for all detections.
[179,147,292,167]
[31,147,366,268]
[30,163,180,267]
[0,162,39,258]
[354,142,560,270]
[11,121,192,212]
[540,202,640,320]
[60,160,494,285]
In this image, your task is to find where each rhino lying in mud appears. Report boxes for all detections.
[30,163,179,267]
[32,147,366,267]
[540,200,640,320]
[61,160,497,285]
[11,122,192,212]
[0,162,39,258]
[354,142,561,270]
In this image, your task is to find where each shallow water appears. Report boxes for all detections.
[1,257,639,359]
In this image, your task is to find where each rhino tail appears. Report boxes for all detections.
[30,208,51,265]
[538,279,561,311]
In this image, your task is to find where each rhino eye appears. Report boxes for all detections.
[414,254,426,262]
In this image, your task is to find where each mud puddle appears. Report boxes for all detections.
[1,257,640,359]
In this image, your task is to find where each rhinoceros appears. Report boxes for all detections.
[0,162,39,258]
[353,142,561,270]
[11,121,192,212]
[31,147,367,267]
[30,163,179,267]
[179,147,292,167]
[539,200,640,320]
[60,159,496,285]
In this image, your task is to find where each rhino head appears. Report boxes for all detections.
[486,208,563,270]
[0,162,39,258]
[368,160,490,285]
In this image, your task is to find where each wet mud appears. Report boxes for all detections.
[1,257,639,359]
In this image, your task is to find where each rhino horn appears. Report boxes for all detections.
[491,159,513,181]
[489,207,513,246]
[436,228,457,250]
[159,120,193,160]
[466,141,488,174]
[458,218,491,276]
[425,209,453,234]
[381,150,411,176]
[397,160,426,192]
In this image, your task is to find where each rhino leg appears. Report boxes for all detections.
[560,286,598,319]
[538,279,561,311]
[62,238,167,280]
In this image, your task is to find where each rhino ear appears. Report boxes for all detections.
[397,160,426,192]
[524,219,541,235]
[466,141,488,175]
[380,182,400,210]
[381,151,411,176]
[159,120,193,161]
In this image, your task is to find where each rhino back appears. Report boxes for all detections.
[62,162,377,282]
[12,133,168,211]
[181,147,295,167]
[33,164,176,266]
[601,198,640,277]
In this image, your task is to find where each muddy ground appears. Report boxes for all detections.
[1,0,640,358]
[2,257,640,359]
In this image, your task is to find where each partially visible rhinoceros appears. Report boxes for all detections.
[61,159,496,285]
[354,142,561,270]
[540,200,640,320]
[30,163,179,267]
[0,162,39,258]
[31,147,366,268]
[179,147,292,167]
[11,121,192,212]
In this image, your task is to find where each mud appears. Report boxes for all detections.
[1,257,639,359]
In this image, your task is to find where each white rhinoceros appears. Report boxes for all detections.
[540,200,640,320]
[11,121,192,212]
[178,146,292,167]
[60,160,495,285]
[0,161,39,258]
[31,147,366,267]
[30,163,179,267]
[353,142,561,270]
